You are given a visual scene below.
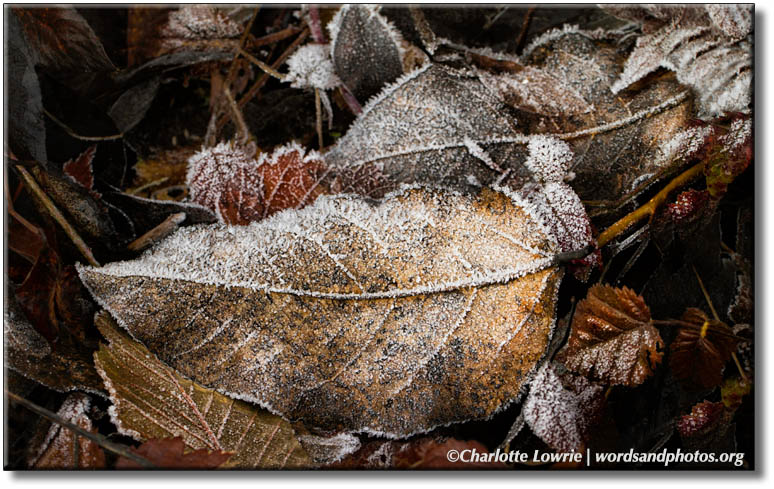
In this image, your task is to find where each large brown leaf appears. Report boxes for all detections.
[80,186,564,438]
[93,312,311,469]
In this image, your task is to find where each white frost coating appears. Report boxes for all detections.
[523,135,573,183]
[356,63,432,121]
[28,394,94,466]
[328,4,406,67]
[298,433,361,464]
[657,125,713,166]
[706,5,753,40]
[80,184,556,300]
[720,117,752,151]
[164,6,242,40]
[520,24,611,61]
[523,362,603,453]
[285,43,341,90]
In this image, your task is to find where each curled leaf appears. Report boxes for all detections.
[669,308,739,389]
[557,284,664,386]
[80,186,564,438]
[93,312,312,469]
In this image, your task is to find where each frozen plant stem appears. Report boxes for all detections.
[6,390,155,468]
[315,88,324,149]
[238,47,286,81]
[128,212,186,252]
[15,165,100,267]
[596,162,704,247]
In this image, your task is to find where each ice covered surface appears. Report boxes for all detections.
[609,5,752,118]
[164,6,242,41]
[186,141,327,224]
[328,4,405,100]
[285,43,341,90]
[79,186,564,438]
[523,362,604,453]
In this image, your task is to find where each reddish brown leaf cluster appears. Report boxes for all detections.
[669,308,739,389]
[557,285,664,387]
[116,437,232,469]
[694,115,752,199]
[187,142,329,225]
[666,189,711,225]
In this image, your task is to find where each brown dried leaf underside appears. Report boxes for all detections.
[93,312,312,469]
[80,187,562,437]
[558,284,664,386]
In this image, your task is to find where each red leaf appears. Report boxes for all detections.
[187,142,329,225]
[676,400,728,439]
[116,437,232,469]
[63,145,97,194]
[557,284,664,386]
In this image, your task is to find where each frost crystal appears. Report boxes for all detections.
[285,43,341,90]
[524,362,604,453]
[523,136,574,183]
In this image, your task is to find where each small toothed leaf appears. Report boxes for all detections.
[557,284,664,387]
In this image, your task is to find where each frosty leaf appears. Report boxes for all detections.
[186,141,328,225]
[703,115,752,199]
[161,6,242,54]
[116,437,231,469]
[676,400,737,460]
[28,393,106,469]
[93,312,312,469]
[328,5,405,100]
[609,5,752,118]
[79,186,564,438]
[523,362,605,453]
[285,43,341,91]
[476,66,593,117]
[676,400,728,439]
[669,308,739,390]
[557,284,664,386]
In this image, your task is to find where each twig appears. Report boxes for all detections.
[315,88,324,149]
[44,109,123,141]
[128,212,186,252]
[552,244,595,265]
[238,47,286,80]
[596,161,704,247]
[223,87,250,145]
[6,390,156,468]
[307,5,326,43]
[249,25,302,48]
[515,7,535,54]
[15,165,100,267]
[338,84,363,115]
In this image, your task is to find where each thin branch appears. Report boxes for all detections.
[596,161,703,247]
[6,390,156,468]
[15,165,100,267]
[238,47,286,80]
[128,212,186,252]
[314,88,324,149]
[44,109,123,141]
[223,87,250,145]
[249,25,303,48]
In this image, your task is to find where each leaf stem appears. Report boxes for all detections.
[15,165,100,267]
[596,161,704,247]
[6,390,156,468]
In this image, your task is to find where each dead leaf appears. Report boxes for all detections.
[608,5,751,118]
[326,64,596,271]
[79,186,564,438]
[557,284,664,386]
[186,141,328,224]
[63,145,99,197]
[4,289,103,393]
[12,7,115,75]
[328,5,405,101]
[676,400,736,459]
[669,308,739,389]
[116,437,231,469]
[93,312,312,469]
[28,393,106,469]
[523,362,605,453]
[721,375,752,411]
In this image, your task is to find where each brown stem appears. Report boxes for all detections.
[6,390,155,468]
[238,47,286,80]
[127,212,186,252]
[15,165,100,267]
[315,88,324,149]
[44,109,123,141]
[596,161,704,248]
